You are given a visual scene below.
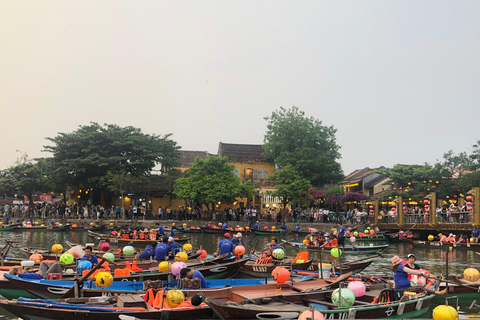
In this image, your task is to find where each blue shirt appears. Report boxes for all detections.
[231,238,244,247]
[338,226,346,237]
[218,239,235,258]
[222,223,228,230]
[158,225,166,234]
[282,223,287,230]
[295,226,300,232]
[393,264,411,289]
[170,242,180,255]
[193,270,208,288]
[115,206,120,213]
[155,243,171,261]
[473,228,480,237]
[170,229,175,237]
[253,223,259,230]
[271,244,281,251]
[139,245,154,260]
[81,255,99,265]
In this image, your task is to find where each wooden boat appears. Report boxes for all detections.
[307,243,389,255]
[2,258,250,299]
[199,226,227,234]
[0,294,214,320]
[404,238,480,250]
[0,273,350,319]
[176,227,204,233]
[240,258,313,278]
[300,260,374,275]
[434,273,480,303]
[0,226,17,232]
[252,229,287,236]
[206,286,436,320]
[87,230,191,245]
[282,239,389,254]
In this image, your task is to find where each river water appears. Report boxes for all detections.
[0,229,479,319]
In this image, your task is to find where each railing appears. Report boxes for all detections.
[379,211,473,225]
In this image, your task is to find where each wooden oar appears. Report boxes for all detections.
[279,239,296,247]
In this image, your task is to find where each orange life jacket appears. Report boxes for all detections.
[293,251,309,263]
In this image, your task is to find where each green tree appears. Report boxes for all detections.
[104,170,147,215]
[173,156,254,211]
[263,106,343,187]
[268,164,312,209]
[44,123,180,196]
[0,154,52,214]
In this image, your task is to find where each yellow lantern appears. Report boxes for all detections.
[94,272,113,288]
[51,244,63,254]
[165,290,185,307]
[158,261,171,273]
[175,252,188,263]
[183,244,192,252]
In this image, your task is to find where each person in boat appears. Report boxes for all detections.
[169,227,175,238]
[232,232,244,247]
[49,219,55,227]
[391,255,446,295]
[253,221,259,230]
[472,225,480,244]
[446,233,456,243]
[81,246,99,266]
[268,238,281,253]
[222,221,229,230]
[281,222,288,231]
[168,236,180,255]
[155,236,172,261]
[207,221,212,228]
[337,222,346,247]
[180,267,208,288]
[137,242,157,260]
[406,253,421,270]
[405,230,413,238]
[295,224,300,232]
[156,223,166,235]
[456,233,468,243]
[438,233,447,242]
[216,233,235,258]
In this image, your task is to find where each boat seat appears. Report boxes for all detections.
[302,298,337,308]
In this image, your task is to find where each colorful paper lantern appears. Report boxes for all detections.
[77,260,93,273]
[29,254,43,264]
[298,310,325,320]
[59,253,74,265]
[103,252,115,263]
[432,305,459,320]
[196,249,207,259]
[51,244,63,254]
[165,290,185,308]
[347,281,366,297]
[175,252,188,263]
[123,246,135,255]
[428,235,434,241]
[100,242,110,252]
[94,272,113,288]
[183,244,192,251]
[234,245,246,256]
[331,288,356,307]
[330,248,342,258]
[171,262,187,277]
[158,261,171,273]
[350,236,356,243]
[273,248,285,259]
[271,267,290,283]
[463,268,480,282]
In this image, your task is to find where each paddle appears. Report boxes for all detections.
[279,238,296,247]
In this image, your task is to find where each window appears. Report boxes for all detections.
[259,169,267,179]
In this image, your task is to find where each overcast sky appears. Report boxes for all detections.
[1,1,479,176]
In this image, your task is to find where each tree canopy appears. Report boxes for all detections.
[173,156,254,210]
[44,123,180,190]
[0,155,52,212]
[268,164,312,208]
[262,106,343,187]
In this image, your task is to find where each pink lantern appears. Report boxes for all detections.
[369,210,374,214]
[369,205,374,209]
[370,230,375,235]
[391,203,396,207]
[111,231,118,236]
[399,230,405,235]
[171,261,187,277]
[100,242,110,252]
[424,200,429,204]
[264,226,268,230]
[350,236,356,243]
[347,227,352,232]
[347,281,366,297]
[466,196,473,201]
[467,202,472,206]
[424,205,430,209]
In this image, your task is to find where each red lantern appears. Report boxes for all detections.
[467,202,472,206]
[454,195,457,198]
[466,196,473,201]
[369,210,374,214]
[424,205,430,209]
[424,200,429,204]
[391,203,396,207]
[369,206,374,209]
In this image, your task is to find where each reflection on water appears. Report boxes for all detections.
[0,230,479,319]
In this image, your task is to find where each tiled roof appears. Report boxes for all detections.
[217,142,265,159]
[178,150,209,166]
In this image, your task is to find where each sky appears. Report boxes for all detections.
[1,1,480,176]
